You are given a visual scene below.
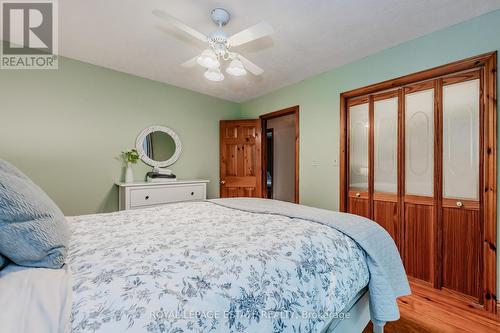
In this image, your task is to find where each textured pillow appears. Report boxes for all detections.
[0,161,30,180]
[0,160,70,268]
[0,254,8,270]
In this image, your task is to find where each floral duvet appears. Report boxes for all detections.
[68,200,369,333]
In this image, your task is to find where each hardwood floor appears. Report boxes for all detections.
[362,292,500,333]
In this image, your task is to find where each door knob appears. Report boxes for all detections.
[220,180,226,185]
[456,201,463,208]
[355,192,361,198]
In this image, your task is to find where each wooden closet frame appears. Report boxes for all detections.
[339,52,498,314]
[260,105,300,204]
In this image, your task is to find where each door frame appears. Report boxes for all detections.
[339,52,497,314]
[260,105,300,203]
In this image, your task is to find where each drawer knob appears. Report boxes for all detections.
[191,192,194,196]
[456,201,463,207]
[145,196,149,200]
[355,192,361,198]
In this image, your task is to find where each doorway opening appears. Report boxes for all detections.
[261,106,299,203]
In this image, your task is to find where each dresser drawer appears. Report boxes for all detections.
[129,184,205,208]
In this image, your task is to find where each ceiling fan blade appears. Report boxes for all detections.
[181,56,199,68]
[228,21,274,47]
[153,9,208,43]
[236,54,264,76]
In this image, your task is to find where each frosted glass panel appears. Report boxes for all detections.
[405,89,434,196]
[349,103,369,190]
[374,97,398,193]
[443,79,479,200]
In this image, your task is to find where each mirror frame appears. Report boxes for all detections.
[135,125,182,168]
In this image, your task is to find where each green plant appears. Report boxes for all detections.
[122,149,140,164]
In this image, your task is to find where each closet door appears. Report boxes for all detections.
[440,72,482,300]
[340,53,497,314]
[372,91,400,243]
[347,98,370,218]
[402,82,436,284]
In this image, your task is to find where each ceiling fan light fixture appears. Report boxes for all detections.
[204,67,224,82]
[154,8,271,79]
[197,49,219,69]
[226,58,247,76]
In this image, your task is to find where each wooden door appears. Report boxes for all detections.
[372,91,400,244]
[440,72,482,300]
[347,97,370,218]
[220,120,262,198]
[402,81,437,285]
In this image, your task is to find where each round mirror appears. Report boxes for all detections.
[135,126,182,167]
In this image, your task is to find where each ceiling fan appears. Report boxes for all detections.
[153,8,274,82]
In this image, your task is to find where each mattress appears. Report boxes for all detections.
[67,200,370,333]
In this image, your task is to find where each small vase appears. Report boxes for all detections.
[125,162,134,183]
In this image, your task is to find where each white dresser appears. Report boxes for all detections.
[116,179,210,210]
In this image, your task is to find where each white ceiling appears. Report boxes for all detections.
[60,0,500,102]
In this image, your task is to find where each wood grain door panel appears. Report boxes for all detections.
[224,187,257,198]
[220,120,262,198]
[347,190,370,218]
[223,144,239,176]
[347,197,370,218]
[373,198,399,244]
[403,199,435,284]
[442,207,481,300]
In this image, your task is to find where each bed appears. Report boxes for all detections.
[0,198,409,333]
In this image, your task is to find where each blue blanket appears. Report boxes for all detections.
[210,198,411,325]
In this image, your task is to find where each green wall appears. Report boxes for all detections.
[241,9,500,288]
[0,57,240,215]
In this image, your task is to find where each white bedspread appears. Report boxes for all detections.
[67,201,370,333]
[0,264,72,333]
